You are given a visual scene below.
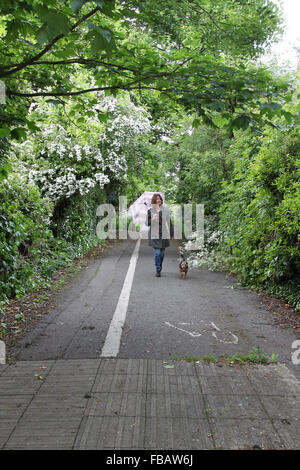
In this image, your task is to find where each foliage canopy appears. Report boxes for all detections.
[0,0,293,142]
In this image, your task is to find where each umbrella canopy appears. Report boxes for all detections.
[128,191,165,226]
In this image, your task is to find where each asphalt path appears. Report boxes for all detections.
[11,238,299,378]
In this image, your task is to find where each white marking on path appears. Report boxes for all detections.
[210,321,239,344]
[165,322,202,337]
[165,320,239,344]
[101,238,141,357]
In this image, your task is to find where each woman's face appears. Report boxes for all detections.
[156,195,162,205]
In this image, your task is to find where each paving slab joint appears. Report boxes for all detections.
[192,361,217,449]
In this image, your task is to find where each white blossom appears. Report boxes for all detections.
[12,94,151,203]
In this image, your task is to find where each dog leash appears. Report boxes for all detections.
[173,238,185,260]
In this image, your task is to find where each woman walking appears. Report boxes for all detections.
[146,193,174,277]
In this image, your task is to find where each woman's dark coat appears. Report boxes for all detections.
[146,205,174,249]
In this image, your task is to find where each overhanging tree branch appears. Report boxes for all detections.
[0,7,101,79]
[11,58,139,74]
[6,57,201,99]
[6,84,167,98]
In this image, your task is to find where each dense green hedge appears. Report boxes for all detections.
[0,176,52,301]
[0,176,106,312]
[220,126,300,308]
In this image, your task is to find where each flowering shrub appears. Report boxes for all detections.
[15,94,151,203]
[13,94,151,237]
[0,174,105,309]
[182,215,229,271]
[17,124,109,201]
[0,94,152,305]
[96,95,151,185]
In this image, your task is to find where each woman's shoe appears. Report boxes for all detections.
[155,270,161,277]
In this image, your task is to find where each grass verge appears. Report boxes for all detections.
[170,347,278,365]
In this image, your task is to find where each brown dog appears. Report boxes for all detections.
[179,259,188,279]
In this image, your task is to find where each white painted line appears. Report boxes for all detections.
[101,238,141,357]
[165,320,238,344]
[210,321,239,344]
[165,322,202,337]
[0,340,5,364]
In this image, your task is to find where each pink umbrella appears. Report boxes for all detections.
[128,191,165,225]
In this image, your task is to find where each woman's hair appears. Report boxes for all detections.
[151,193,163,205]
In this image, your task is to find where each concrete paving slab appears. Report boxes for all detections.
[84,392,146,418]
[21,394,88,419]
[143,417,214,450]
[209,418,285,450]
[5,430,79,450]
[37,377,96,395]
[75,415,146,450]
[145,392,207,419]
[0,395,32,417]
[258,395,300,421]
[147,359,196,376]
[0,365,9,376]
[147,373,202,395]
[197,374,253,395]
[49,358,100,373]
[203,394,267,419]
[272,419,300,449]
[194,362,248,377]
[245,363,300,395]
[92,373,148,394]
[0,376,44,395]
[0,361,54,377]
[0,359,299,450]
[98,358,148,375]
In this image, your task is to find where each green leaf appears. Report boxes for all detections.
[46,99,64,105]
[71,0,104,14]
[71,0,85,13]
[87,22,113,42]
[89,26,114,55]
[0,161,11,180]
[35,24,49,44]
[281,110,293,124]
[202,115,216,128]
[259,102,282,117]
[25,120,40,132]
[36,12,70,44]
[91,32,106,54]
[97,111,109,122]
[213,116,229,128]
[231,115,252,130]
[207,100,225,112]
[11,127,26,140]
[192,118,200,128]
[0,127,10,138]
